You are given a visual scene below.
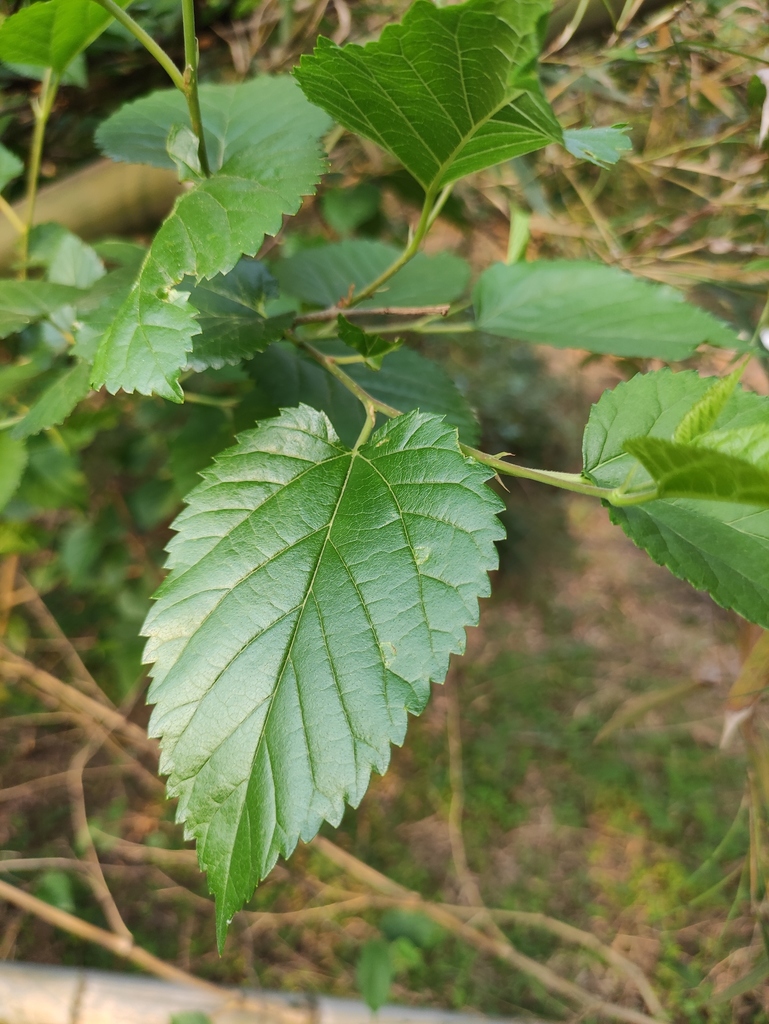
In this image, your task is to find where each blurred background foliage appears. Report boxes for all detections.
[1,0,769,1020]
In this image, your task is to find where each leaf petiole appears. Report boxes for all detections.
[348,185,450,307]
[181,0,211,176]
[19,68,60,277]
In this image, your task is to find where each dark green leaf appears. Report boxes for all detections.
[295,0,561,191]
[357,940,393,1011]
[247,344,481,446]
[380,908,443,948]
[474,261,742,358]
[624,436,769,505]
[274,240,470,309]
[0,144,23,192]
[563,125,632,167]
[0,433,27,511]
[0,280,86,339]
[12,361,91,440]
[336,314,401,369]
[322,183,380,236]
[0,0,130,73]
[91,78,331,401]
[13,438,86,510]
[584,369,769,627]
[185,259,293,372]
[143,407,502,942]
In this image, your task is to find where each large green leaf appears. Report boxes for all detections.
[583,369,769,626]
[0,281,86,339]
[247,344,481,446]
[294,0,562,192]
[91,78,331,401]
[0,433,27,511]
[11,361,92,440]
[0,0,130,73]
[184,259,293,372]
[474,261,742,359]
[273,240,470,309]
[143,406,503,941]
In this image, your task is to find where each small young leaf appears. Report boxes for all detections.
[166,125,203,182]
[247,344,481,446]
[91,78,331,401]
[624,436,769,506]
[0,433,27,511]
[474,261,741,359]
[0,281,86,339]
[0,0,130,73]
[143,407,503,943]
[583,369,769,627]
[11,361,91,440]
[295,0,561,191]
[563,125,632,167]
[357,940,393,1011]
[185,259,293,372]
[336,314,401,369]
[0,144,23,192]
[274,240,470,309]
[673,363,745,444]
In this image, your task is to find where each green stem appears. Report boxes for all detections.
[348,185,448,307]
[181,0,211,177]
[182,391,239,409]
[89,0,185,91]
[296,336,661,508]
[459,446,618,500]
[19,68,60,277]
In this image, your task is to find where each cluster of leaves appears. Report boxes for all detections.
[0,0,767,951]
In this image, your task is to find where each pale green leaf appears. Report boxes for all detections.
[0,433,27,511]
[0,144,23,192]
[166,124,203,182]
[294,0,562,192]
[699,423,769,468]
[28,223,105,289]
[0,280,86,339]
[563,125,632,167]
[474,261,742,358]
[673,363,746,444]
[0,0,130,73]
[336,315,401,369]
[91,78,331,401]
[624,436,769,505]
[11,361,92,440]
[143,407,503,941]
[583,369,769,626]
[273,240,470,309]
[184,259,293,372]
[247,343,481,446]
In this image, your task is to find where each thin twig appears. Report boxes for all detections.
[312,837,669,1024]
[0,646,155,756]
[295,304,450,324]
[446,676,483,906]
[0,556,18,636]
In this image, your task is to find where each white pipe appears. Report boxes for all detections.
[0,962,547,1024]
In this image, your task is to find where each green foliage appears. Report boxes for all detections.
[247,344,481,446]
[274,240,470,308]
[473,261,742,358]
[0,0,131,73]
[562,125,632,167]
[0,433,27,511]
[91,78,331,400]
[584,370,769,626]
[0,144,23,192]
[0,281,86,339]
[12,361,92,439]
[143,407,503,941]
[357,939,393,1010]
[184,259,293,371]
